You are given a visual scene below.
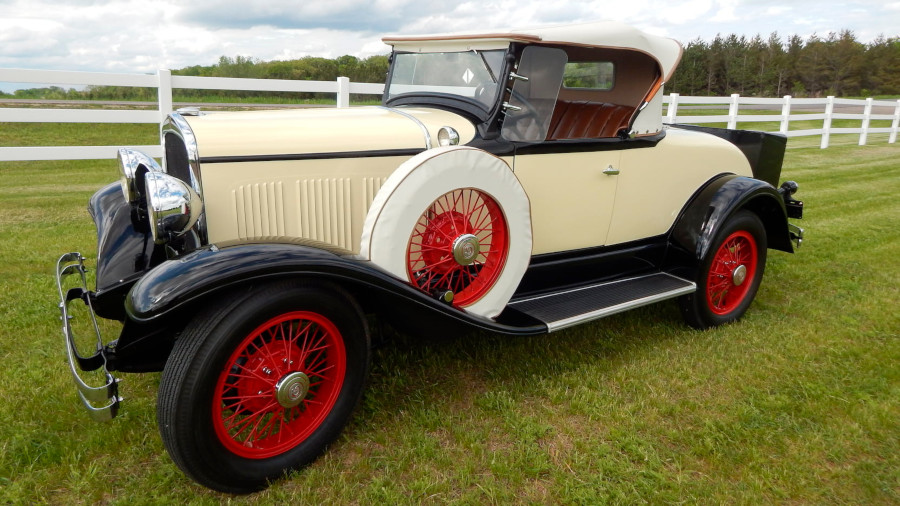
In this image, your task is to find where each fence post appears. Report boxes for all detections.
[157,69,173,123]
[727,93,740,129]
[780,95,792,134]
[859,97,873,146]
[821,96,835,149]
[666,93,679,124]
[890,99,900,144]
[336,76,350,108]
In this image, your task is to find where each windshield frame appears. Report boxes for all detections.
[383,48,511,120]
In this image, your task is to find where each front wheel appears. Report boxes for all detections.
[679,210,767,329]
[157,281,369,493]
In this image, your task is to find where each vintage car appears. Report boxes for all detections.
[56,21,804,493]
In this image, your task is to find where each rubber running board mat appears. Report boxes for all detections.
[507,273,695,331]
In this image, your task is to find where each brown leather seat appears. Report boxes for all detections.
[547,101,634,140]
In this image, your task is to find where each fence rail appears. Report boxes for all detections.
[1,68,898,161]
[664,93,900,149]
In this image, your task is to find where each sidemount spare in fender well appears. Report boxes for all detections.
[124,242,548,336]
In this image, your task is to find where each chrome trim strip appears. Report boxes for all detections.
[380,106,432,149]
[56,252,121,422]
[546,282,695,332]
[199,148,424,164]
[509,273,696,332]
[162,112,207,243]
[161,113,203,196]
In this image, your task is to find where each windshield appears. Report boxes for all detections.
[386,50,506,109]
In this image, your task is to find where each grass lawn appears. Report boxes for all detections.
[0,124,897,503]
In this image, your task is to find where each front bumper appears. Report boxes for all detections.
[56,252,121,422]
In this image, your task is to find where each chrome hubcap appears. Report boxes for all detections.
[452,233,481,266]
[732,264,748,286]
[274,371,310,408]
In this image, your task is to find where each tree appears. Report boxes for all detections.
[820,30,865,95]
[670,38,708,95]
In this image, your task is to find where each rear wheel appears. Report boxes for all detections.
[679,210,767,329]
[157,281,369,493]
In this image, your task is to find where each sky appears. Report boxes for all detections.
[1,0,899,92]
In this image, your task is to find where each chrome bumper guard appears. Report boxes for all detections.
[56,252,121,422]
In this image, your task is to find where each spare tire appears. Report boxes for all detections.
[360,146,532,319]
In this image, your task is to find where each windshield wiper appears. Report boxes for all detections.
[473,50,497,83]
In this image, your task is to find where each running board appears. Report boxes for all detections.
[507,273,696,332]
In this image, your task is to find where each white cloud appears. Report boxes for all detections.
[710,0,739,22]
[0,0,896,90]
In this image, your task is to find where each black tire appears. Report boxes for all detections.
[157,280,370,493]
[679,210,767,329]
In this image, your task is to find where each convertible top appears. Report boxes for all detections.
[383,20,683,82]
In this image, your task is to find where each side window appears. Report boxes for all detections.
[500,46,567,143]
[563,62,615,90]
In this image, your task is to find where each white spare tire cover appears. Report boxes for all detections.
[360,146,532,319]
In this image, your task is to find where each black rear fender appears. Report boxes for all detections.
[668,175,792,276]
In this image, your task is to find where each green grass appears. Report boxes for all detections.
[0,125,898,503]
[0,123,159,147]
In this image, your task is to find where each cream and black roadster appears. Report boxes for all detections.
[56,21,803,492]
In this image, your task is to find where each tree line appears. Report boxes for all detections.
[668,30,900,97]
[2,30,898,101]
[0,54,390,102]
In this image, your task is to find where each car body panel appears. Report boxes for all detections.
[184,106,477,159]
[605,127,752,245]
[513,150,620,253]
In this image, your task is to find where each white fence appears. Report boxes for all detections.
[664,93,900,149]
[0,68,384,161]
[1,68,898,161]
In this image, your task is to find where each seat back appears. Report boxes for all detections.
[547,101,635,140]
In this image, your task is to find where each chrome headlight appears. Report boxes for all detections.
[437,126,460,146]
[144,171,203,245]
[117,148,161,203]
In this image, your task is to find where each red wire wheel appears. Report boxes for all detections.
[705,230,758,315]
[406,188,509,307]
[212,311,347,459]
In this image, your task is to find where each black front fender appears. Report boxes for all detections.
[88,183,159,319]
[124,242,547,335]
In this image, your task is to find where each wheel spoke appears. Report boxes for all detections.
[705,230,758,315]
[214,311,348,458]
[406,189,509,306]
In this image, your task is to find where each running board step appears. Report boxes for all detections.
[507,273,696,332]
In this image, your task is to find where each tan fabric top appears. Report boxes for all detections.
[383,21,683,82]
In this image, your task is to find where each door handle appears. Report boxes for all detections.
[603,165,620,176]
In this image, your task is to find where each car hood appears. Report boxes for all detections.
[181,106,476,159]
